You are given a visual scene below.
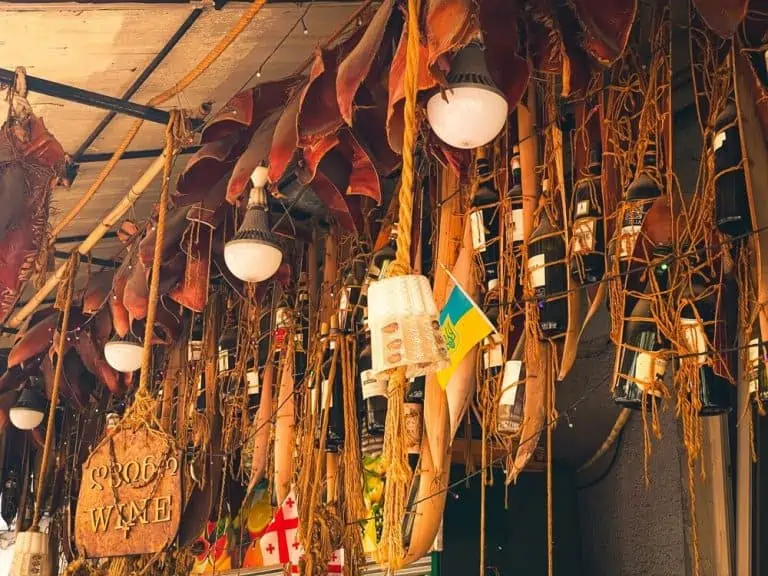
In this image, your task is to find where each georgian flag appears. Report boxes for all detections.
[260,489,344,573]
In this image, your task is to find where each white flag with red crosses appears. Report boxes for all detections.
[260,489,344,573]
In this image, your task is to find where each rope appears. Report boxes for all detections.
[376,0,420,568]
[49,0,268,241]
[31,252,78,530]
[137,110,188,396]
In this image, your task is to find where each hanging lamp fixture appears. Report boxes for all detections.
[224,165,283,283]
[10,376,46,431]
[426,40,508,150]
[104,331,144,373]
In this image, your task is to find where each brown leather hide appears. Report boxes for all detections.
[567,0,637,64]
[226,110,281,203]
[7,308,58,368]
[426,0,475,75]
[693,0,749,39]
[0,115,68,323]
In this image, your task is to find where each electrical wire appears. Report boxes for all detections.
[575,425,627,490]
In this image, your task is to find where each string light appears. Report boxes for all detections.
[301,16,309,35]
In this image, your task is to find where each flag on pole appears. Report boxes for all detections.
[260,489,344,573]
[436,268,495,389]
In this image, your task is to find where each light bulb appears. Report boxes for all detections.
[10,380,46,430]
[225,178,283,283]
[104,338,144,373]
[426,41,508,149]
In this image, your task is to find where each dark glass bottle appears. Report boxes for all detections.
[188,314,204,362]
[497,360,525,434]
[748,335,768,406]
[469,147,501,291]
[714,102,752,238]
[245,358,260,414]
[528,179,568,337]
[617,161,662,277]
[507,146,524,250]
[570,147,605,284]
[194,373,206,411]
[358,319,387,436]
[677,300,731,416]
[317,319,344,452]
[217,314,238,376]
[613,249,670,409]
[339,259,365,333]
[404,376,425,469]
[294,273,310,383]
[369,224,397,281]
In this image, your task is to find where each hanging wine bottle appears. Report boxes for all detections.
[317,318,344,452]
[188,314,204,362]
[218,313,238,376]
[470,147,501,293]
[294,272,310,384]
[618,151,662,277]
[613,247,670,409]
[714,101,752,238]
[482,334,504,378]
[404,376,425,469]
[358,315,387,436]
[369,224,398,281]
[339,258,365,333]
[527,178,568,337]
[507,145,524,250]
[570,146,605,284]
[497,359,525,434]
[748,337,768,408]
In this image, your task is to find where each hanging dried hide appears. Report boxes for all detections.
[176,135,240,205]
[0,106,69,324]
[337,129,382,203]
[527,0,565,73]
[336,0,401,125]
[66,309,122,395]
[226,109,282,203]
[566,0,637,65]
[479,0,531,110]
[40,351,92,412]
[110,251,134,338]
[81,270,114,315]
[693,0,749,39]
[425,0,475,77]
[387,24,437,153]
[7,308,58,369]
[200,90,255,145]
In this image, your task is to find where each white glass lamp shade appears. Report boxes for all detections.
[225,187,283,283]
[426,42,508,150]
[10,382,46,430]
[104,338,144,373]
[367,274,449,379]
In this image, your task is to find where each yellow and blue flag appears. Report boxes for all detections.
[436,277,495,389]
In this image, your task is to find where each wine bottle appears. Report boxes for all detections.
[369,224,398,281]
[404,376,425,469]
[617,156,662,276]
[469,147,501,291]
[527,178,568,337]
[218,315,238,376]
[570,146,605,284]
[748,336,768,406]
[482,334,504,377]
[188,314,204,362]
[245,359,260,414]
[612,249,670,409]
[317,319,344,452]
[339,258,366,333]
[294,272,310,383]
[507,146,524,250]
[497,359,525,434]
[714,101,752,238]
[359,317,387,435]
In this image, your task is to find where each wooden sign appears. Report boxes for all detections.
[74,427,182,558]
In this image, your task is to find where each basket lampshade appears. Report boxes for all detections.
[367,274,449,379]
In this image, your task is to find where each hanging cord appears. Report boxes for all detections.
[49,0,268,241]
[376,0,420,567]
[132,110,189,417]
[31,251,78,530]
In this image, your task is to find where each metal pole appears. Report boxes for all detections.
[0,67,176,125]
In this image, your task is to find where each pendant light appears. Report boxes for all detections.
[10,377,46,431]
[224,165,283,283]
[104,332,144,373]
[426,40,508,150]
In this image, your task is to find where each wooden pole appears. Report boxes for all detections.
[6,152,167,330]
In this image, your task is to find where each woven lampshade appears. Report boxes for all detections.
[367,274,448,379]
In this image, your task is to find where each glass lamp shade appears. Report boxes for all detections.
[426,42,508,150]
[224,195,283,283]
[10,382,46,430]
[104,338,144,373]
[367,274,449,379]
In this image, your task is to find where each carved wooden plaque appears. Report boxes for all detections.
[74,427,182,558]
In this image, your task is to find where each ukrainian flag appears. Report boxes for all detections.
[436,281,495,389]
